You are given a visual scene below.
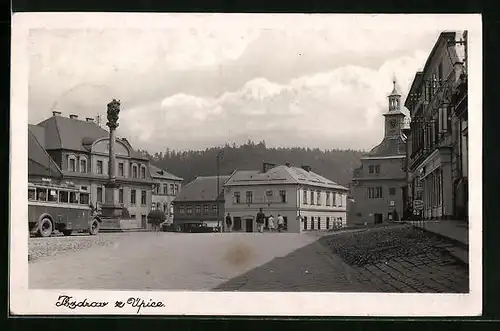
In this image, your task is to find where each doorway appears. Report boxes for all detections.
[245,218,253,232]
[374,213,383,224]
[303,216,307,230]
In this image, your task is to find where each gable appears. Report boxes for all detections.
[91,139,130,157]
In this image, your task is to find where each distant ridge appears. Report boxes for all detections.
[137,140,365,187]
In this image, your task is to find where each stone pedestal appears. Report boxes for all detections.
[101,181,123,218]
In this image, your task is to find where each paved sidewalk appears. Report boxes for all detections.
[407,220,469,247]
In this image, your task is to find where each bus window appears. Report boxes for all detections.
[48,189,58,202]
[80,192,90,205]
[28,188,36,200]
[69,191,79,204]
[59,190,69,203]
[36,188,47,201]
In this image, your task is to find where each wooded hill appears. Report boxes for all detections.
[138,140,366,187]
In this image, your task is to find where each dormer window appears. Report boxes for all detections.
[68,157,76,172]
[79,157,87,173]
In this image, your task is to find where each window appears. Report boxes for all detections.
[130,214,136,219]
[310,191,314,204]
[80,159,87,173]
[332,193,337,206]
[339,194,343,206]
[326,217,330,229]
[97,187,103,203]
[174,184,179,195]
[141,190,146,205]
[389,187,396,196]
[48,189,58,202]
[212,205,218,214]
[303,190,308,204]
[233,192,241,204]
[141,166,146,179]
[368,187,383,199]
[69,192,78,203]
[316,191,321,205]
[80,193,90,205]
[163,184,168,195]
[97,160,103,174]
[170,184,175,195]
[326,192,331,206]
[186,206,193,215]
[131,189,136,205]
[279,190,286,203]
[245,191,253,204]
[118,163,124,176]
[204,205,209,215]
[195,205,201,215]
[179,206,185,214]
[375,165,380,174]
[119,188,124,204]
[59,190,69,203]
[28,188,36,200]
[132,165,138,178]
[368,165,374,174]
[69,158,76,172]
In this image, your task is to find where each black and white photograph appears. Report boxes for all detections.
[10,13,482,316]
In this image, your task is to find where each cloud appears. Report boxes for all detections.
[119,50,426,152]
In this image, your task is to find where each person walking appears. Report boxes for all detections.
[268,215,275,232]
[225,213,233,232]
[277,214,285,232]
[256,208,265,233]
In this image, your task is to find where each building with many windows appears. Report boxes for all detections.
[404,31,468,221]
[173,175,230,229]
[150,164,183,225]
[29,111,155,228]
[223,163,348,233]
[349,79,409,226]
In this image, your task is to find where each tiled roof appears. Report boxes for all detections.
[28,125,63,179]
[366,136,406,157]
[36,115,147,160]
[149,164,183,181]
[225,165,348,191]
[174,175,231,202]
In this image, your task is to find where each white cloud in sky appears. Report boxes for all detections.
[27,22,442,152]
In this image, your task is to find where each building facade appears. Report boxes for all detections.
[150,164,183,226]
[349,80,408,226]
[224,163,348,233]
[404,31,468,221]
[30,111,156,228]
[173,175,230,229]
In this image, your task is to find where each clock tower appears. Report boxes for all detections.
[383,78,406,138]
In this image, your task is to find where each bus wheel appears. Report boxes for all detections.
[89,219,99,235]
[38,218,53,237]
[62,230,72,236]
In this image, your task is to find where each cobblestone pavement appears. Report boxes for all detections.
[29,225,468,293]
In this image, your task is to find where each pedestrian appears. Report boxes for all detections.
[268,215,275,232]
[256,208,265,233]
[225,213,233,232]
[277,214,285,232]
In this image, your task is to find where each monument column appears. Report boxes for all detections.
[101,99,123,218]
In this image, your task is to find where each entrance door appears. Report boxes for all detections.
[245,218,253,232]
[374,213,383,224]
[303,217,307,230]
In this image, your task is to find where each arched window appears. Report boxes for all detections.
[79,156,88,173]
[67,154,77,172]
[140,165,146,179]
[131,163,138,178]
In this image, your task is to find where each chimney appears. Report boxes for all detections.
[69,114,78,120]
[262,162,276,173]
[52,111,61,117]
[301,165,312,172]
[86,117,94,123]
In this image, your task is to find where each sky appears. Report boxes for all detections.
[27,21,443,153]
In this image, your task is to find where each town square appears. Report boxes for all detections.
[23,19,470,296]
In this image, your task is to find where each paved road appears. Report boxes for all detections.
[29,226,469,293]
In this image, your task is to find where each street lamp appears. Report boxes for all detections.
[216,150,224,231]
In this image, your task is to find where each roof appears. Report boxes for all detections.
[421,32,459,78]
[28,125,63,179]
[224,165,348,191]
[36,115,147,160]
[174,175,231,202]
[365,136,406,158]
[149,164,183,181]
[389,80,401,97]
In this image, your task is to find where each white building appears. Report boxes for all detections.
[150,164,183,226]
[223,163,349,233]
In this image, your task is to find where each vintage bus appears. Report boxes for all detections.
[28,180,101,237]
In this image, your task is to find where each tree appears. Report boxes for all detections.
[147,210,166,231]
[122,207,131,218]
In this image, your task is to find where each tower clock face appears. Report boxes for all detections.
[389,119,397,129]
